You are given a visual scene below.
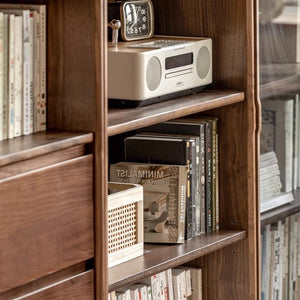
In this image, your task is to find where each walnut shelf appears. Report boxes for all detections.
[108,90,244,136]
[108,230,246,292]
[261,189,300,228]
[0,131,93,167]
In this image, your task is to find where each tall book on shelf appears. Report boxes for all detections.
[124,133,197,239]
[261,96,295,192]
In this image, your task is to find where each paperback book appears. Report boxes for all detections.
[110,162,187,244]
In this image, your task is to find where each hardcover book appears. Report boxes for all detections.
[144,121,205,235]
[125,133,196,239]
[110,162,187,244]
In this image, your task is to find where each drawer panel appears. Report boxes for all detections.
[0,155,94,292]
[18,270,94,300]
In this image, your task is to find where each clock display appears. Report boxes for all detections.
[121,0,154,41]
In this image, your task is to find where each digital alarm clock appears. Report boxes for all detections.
[108,36,212,107]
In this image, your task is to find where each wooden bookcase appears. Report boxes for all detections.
[0,0,260,299]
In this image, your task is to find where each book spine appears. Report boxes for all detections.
[184,140,192,240]
[22,10,30,135]
[199,123,206,234]
[178,166,187,243]
[33,11,40,133]
[2,14,8,140]
[166,269,174,300]
[13,15,22,137]
[39,5,46,131]
[211,118,218,231]
[193,138,201,236]
[28,12,34,134]
[8,14,14,139]
[205,121,213,232]
[0,13,3,141]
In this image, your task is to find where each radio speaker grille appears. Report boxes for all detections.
[196,46,211,79]
[146,56,161,91]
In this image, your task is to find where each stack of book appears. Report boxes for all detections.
[261,94,300,193]
[0,4,46,141]
[109,266,202,300]
[261,212,300,300]
[110,116,219,244]
[260,151,294,213]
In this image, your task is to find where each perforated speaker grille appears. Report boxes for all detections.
[196,46,211,79]
[146,56,161,91]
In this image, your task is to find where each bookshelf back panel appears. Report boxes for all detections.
[152,0,248,90]
[47,0,97,131]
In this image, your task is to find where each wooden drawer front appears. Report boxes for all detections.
[18,270,94,300]
[0,155,94,293]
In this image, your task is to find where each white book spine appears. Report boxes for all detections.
[28,12,33,134]
[2,14,8,140]
[166,269,174,300]
[13,15,22,137]
[39,5,46,131]
[8,14,14,139]
[33,11,40,132]
[22,10,30,135]
[293,95,299,190]
[0,12,3,141]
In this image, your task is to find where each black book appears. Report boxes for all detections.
[143,121,206,234]
[125,133,197,240]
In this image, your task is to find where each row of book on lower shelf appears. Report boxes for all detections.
[261,212,300,300]
[109,116,219,244]
[260,93,300,212]
[108,266,202,300]
[0,3,46,141]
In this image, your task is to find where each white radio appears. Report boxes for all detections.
[108,36,212,106]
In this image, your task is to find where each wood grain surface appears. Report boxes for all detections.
[0,155,94,292]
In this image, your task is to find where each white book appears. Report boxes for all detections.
[261,98,294,192]
[110,291,116,300]
[260,167,280,181]
[172,269,185,300]
[0,3,46,131]
[260,192,294,213]
[260,156,279,169]
[33,11,40,132]
[7,14,14,139]
[2,14,8,140]
[292,95,299,190]
[260,151,277,162]
[262,224,271,300]
[129,287,139,300]
[166,269,174,300]
[147,286,152,300]
[13,15,22,137]
[260,188,281,201]
[260,175,281,190]
[129,284,148,300]
[157,271,168,300]
[28,12,34,134]
[22,10,31,135]
[298,100,300,188]
[0,12,3,141]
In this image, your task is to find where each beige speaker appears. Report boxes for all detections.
[196,46,211,79]
[146,56,162,91]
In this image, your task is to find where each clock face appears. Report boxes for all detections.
[121,0,154,41]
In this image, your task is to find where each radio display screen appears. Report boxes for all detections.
[165,53,193,70]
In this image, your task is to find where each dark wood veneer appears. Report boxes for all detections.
[0,155,94,292]
[0,131,93,167]
[108,230,246,292]
[108,90,244,136]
